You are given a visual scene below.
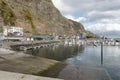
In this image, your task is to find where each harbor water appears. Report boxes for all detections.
[26,44,120,80]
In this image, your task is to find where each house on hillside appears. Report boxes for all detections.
[3,26,23,36]
[0,26,25,41]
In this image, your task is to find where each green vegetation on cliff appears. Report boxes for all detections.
[0,0,16,25]
[23,9,37,34]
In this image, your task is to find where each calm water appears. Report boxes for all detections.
[65,46,120,80]
[26,45,120,80]
[66,46,120,66]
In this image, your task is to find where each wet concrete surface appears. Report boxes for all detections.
[58,65,112,80]
[0,70,62,80]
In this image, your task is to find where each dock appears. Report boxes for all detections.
[8,40,60,51]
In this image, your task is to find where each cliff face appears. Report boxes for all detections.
[0,0,86,35]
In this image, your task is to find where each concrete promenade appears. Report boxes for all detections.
[0,70,62,80]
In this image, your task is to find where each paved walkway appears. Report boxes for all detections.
[58,65,112,80]
[0,70,62,80]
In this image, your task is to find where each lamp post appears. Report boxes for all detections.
[101,41,103,65]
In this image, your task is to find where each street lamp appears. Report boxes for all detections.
[101,41,103,65]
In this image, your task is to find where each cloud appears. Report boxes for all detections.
[52,0,120,14]
[76,17,87,22]
[52,0,120,37]
[52,0,75,15]
[86,23,120,32]
[64,15,75,20]
[87,10,120,22]
[64,15,87,23]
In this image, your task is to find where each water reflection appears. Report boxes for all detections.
[37,45,84,61]
[66,46,102,66]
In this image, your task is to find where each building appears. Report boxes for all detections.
[33,35,53,41]
[3,26,23,36]
[0,26,25,41]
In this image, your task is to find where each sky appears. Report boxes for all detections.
[52,0,120,38]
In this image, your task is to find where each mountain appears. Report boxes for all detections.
[0,0,86,35]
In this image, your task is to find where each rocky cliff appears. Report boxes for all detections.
[0,0,86,35]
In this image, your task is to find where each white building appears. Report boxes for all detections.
[3,26,23,36]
